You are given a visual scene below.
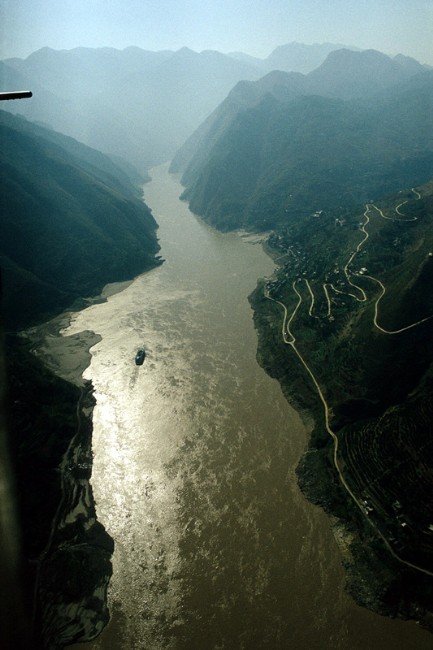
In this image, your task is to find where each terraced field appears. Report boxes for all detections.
[340,392,433,569]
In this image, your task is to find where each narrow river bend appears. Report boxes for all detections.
[68,164,431,649]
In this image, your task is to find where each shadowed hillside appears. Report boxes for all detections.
[0,111,161,329]
[171,49,429,179]
[175,59,433,232]
[0,107,163,646]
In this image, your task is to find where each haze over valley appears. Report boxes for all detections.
[1,2,433,648]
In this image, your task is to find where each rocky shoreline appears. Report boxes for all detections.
[8,289,124,647]
[35,379,113,648]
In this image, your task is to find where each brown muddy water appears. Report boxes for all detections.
[69,164,432,649]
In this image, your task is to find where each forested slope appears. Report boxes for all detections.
[173,52,433,233]
[0,111,161,329]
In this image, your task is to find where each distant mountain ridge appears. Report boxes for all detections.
[0,42,362,170]
[228,41,359,73]
[306,48,429,98]
[262,41,360,74]
[1,45,263,169]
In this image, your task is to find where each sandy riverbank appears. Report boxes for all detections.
[23,278,137,386]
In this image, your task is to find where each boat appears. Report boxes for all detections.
[135,348,146,365]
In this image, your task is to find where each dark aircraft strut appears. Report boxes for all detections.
[0,90,32,101]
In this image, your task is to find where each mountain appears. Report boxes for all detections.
[171,49,428,179]
[0,109,147,195]
[0,111,161,329]
[228,42,360,75]
[306,48,428,98]
[4,45,174,101]
[250,179,433,628]
[0,59,76,133]
[0,43,373,171]
[226,51,268,70]
[265,41,358,74]
[1,46,264,169]
[170,69,305,179]
[174,56,433,232]
[0,108,161,646]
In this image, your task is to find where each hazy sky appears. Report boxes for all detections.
[1,0,432,64]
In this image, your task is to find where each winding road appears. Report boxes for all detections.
[305,279,317,317]
[372,188,420,222]
[366,273,433,334]
[342,205,370,302]
[264,187,433,577]
[328,195,432,332]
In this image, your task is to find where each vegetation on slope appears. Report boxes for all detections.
[250,180,433,627]
[172,49,429,182]
[180,71,433,232]
[0,111,161,329]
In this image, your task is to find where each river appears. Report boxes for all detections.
[68,164,432,649]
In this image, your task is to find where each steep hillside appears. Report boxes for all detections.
[250,180,433,628]
[4,334,113,647]
[177,70,433,231]
[0,111,161,329]
[172,49,428,179]
[0,110,147,195]
[170,70,305,179]
[0,110,161,646]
